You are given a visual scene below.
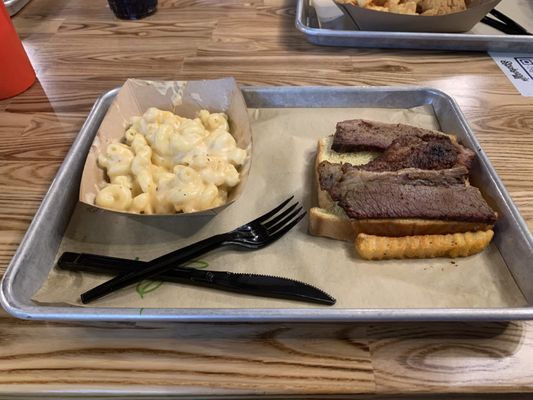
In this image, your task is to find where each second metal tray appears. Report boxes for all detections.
[296,0,533,52]
[1,85,533,322]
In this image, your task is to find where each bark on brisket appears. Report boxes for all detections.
[358,134,475,172]
[332,119,444,152]
[331,119,476,172]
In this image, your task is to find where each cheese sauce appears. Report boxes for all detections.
[96,107,247,214]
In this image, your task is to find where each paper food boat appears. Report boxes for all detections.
[335,0,502,33]
[79,77,252,217]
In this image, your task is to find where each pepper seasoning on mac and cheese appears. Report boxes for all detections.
[95,107,247,214]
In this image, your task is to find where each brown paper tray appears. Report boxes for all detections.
[80,78,252,217]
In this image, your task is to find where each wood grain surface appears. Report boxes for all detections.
[1,0,533,398]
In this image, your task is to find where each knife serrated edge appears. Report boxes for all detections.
[219,271,336,305]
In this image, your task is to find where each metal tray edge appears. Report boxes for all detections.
[423,88,533,253]
[3,306,533,323]
[4,0,32,16]
[0,88,121,320]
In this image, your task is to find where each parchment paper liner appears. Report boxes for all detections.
[33,105,526,309]
[79,77,252,217]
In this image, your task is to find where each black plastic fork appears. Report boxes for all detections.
[481,9,531,36]
[79,196,306,304]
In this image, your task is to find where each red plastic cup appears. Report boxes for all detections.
[0,1,36,100]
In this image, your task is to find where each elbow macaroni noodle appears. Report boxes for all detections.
[95,107,247,214]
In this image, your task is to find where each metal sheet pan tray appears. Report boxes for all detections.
[4,0,32,16]
[1,85,533,322]
[296,0,533,52]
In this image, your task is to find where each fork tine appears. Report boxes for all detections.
[262,202,298,229]
[246,196,294,226]
[265,206,303,234]
[264,211,307,244]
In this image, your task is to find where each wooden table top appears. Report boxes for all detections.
[1,0,533,398]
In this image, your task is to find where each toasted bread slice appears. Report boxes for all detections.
[350,219,494,237]
[309,207,355,242]
[309,206,494,240]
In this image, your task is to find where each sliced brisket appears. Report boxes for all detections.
[331,180,497,223]
[318,161,497,224]
[332,119,444,152]
[318,161,345,192]
[358,134,475,172]
[331,119,476,172]
[321,119,495,224]
[318,161,469,192]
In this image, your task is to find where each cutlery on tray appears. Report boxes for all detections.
[58,252,336,305]
[481,9,531,35]
[65,196,315,304]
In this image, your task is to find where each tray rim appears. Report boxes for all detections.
[295,0,533,49]
[1,84,532,322]
[4,0,32,16]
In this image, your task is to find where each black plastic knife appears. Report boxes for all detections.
[58,252,336,306]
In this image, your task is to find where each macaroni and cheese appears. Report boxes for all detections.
[95,107,247,214]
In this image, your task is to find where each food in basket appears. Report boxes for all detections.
[335,0,467,16]
[308,119,497,260]
[95,107,247,214]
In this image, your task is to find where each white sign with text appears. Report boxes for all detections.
[490,53,533,97]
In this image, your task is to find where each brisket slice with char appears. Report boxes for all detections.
[358,134,475,172]
[332,119,443,152]
[318,161,469,192]
[318,161,497,224]
[331,119,476,171]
